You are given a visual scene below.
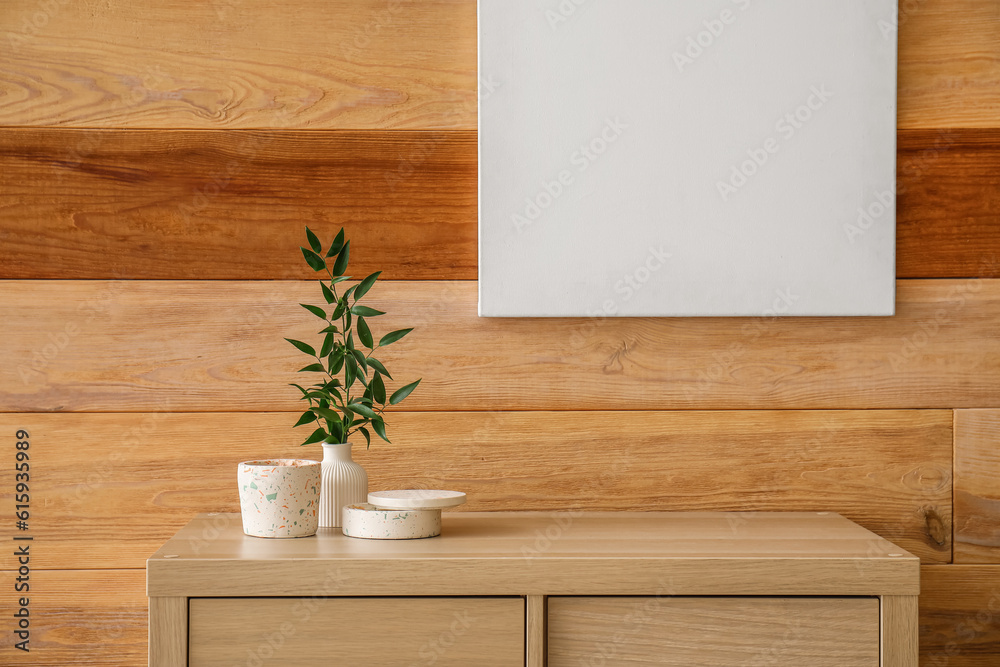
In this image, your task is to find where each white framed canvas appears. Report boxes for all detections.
[478,0,898,317]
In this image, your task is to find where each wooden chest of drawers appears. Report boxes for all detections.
[147,511,919,666]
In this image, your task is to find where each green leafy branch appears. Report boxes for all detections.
[286,227,420,448]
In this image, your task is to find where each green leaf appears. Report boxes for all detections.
[325,228,346,258]
[300,303,326,319]
[319,325,339,334]
[332,240,351,276]
[301,428,328,446]
[300,247,326,272]
[311,406,341,422]
[390,379,421,405]
[358,427,371,449]
[289,383,309,397]
[298,363,326,373]
[379,328,413,347]
[330,276,350,285]
[321,282,336,304]
[346,331,355,351]
[357,317,374,349]
[367,357,392,379]
[343,285,358,301]
[285,338,316,356]
[329,350,345,375]
[349,402,377,419]
[352,348,368,372]
[372,372,386,404]
[372,417,390,443]
[351,305,385,317]
[320,332,335,358]
[332,300,346,320]
[305,227,322,254]
[344,355,356,387]
[293,411,317,428]
[355,271,381,301]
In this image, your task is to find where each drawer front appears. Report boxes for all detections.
[548,597,879,666]
[189,597,524,666]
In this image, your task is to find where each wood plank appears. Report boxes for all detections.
[0,411,951,568]
[148,598,186,667]
[0,569,146,665]
[897,0,1000,129]
[0,0,997,130]
[0,0,477,129]
[189,597,524,666]
[0,129,477,280]
[882,596,921,667]
[897,130,1000,279]
[526,595,545,667]
[547,597,880,666]
[1,129,998,280]
[955,410,1000,563]
[921,565,1000,666]
[2,280,998,411]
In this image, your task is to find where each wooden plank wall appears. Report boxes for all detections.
[0,0,998,664]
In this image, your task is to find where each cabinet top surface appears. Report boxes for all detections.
[150,511,915,562]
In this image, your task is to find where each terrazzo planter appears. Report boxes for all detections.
[318,442,368,529]
[237,459,320,538]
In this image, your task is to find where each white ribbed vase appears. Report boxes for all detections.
[318,443,368,529]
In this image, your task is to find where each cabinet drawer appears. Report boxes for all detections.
[189,597,524,666]
[548,597,879,666]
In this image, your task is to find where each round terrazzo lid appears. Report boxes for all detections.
[368,489,467,510]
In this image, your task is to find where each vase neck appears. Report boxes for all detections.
[322,442,354,463]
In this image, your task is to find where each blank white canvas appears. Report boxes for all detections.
[479,0,898,317]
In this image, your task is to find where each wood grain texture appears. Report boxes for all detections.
[0,569,146,665]
[148,598,185,667]
[897,0,1000,129]
[0,411,950,568]
[1,129,998,280]
[897,130,1000,279]
[548,597,880,666]
[2,280,999,412]
[149,513,919,597]
[0,0,997,129]
[883,596,921,667]
[0,129,477,280]
[526,595,545,667]
[921,565,1000,666]
[955,410,1000,563]
[0,0,477,129]
[189,597,524,666]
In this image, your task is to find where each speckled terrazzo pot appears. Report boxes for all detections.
[237,459,321,538]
